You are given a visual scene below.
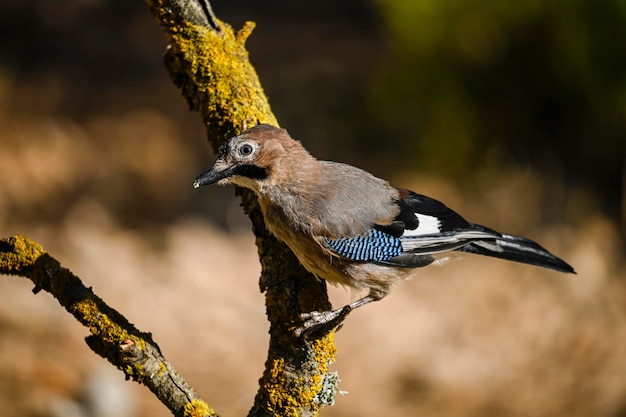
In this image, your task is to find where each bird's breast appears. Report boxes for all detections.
[258,199,357,287]
[257,198,414,295]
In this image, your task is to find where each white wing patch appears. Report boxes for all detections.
[403,213,442,237]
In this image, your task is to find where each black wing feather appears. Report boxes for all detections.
[372,188,575,273]
[375,188,471,237]
[398,189,472,231]
[457,230,576,273]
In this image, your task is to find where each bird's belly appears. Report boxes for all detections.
[267,221,354,286]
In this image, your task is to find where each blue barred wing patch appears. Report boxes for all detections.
[322,229,403,262]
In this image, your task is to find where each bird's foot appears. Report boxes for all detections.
[294,305,353,338]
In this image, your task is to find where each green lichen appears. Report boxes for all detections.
[315,372,346,406]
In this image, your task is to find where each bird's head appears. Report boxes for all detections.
[193,124,309,193]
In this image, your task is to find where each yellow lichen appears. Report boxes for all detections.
[73,298,128,343]
[124,363,146,380]
[161,17,278,142]
[129,335,147,351]
[236,21,256,45]
[262,338,338,417]
[184,399,216,417]
[0,235,152,383]
[269,358,284,380]
[266,357,302,416]
[158,361,167,377]
[312,335,337,372]
[0,235,46,273]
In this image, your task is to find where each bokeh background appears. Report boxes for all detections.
[1,1,625,416]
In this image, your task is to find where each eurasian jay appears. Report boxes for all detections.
[193,124,575,335]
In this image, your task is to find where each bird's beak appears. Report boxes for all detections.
[192,162,235,188]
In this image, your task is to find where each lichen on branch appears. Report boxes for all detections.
[0,235,217,417]
[148,0,277,148]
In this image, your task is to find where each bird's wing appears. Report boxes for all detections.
[383,189,498,253]
[321,188,498,268]
[375,189,500,266]
[323,188,575,273]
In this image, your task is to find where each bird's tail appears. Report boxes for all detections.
[457,226,576,274]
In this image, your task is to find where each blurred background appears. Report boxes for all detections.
[0,1,625,416]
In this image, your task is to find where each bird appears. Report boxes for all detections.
[193,124,575,335]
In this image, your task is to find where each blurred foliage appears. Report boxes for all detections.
[0,0,624,229]
[365,0,625,217]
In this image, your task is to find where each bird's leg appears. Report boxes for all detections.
[294,293,381,337]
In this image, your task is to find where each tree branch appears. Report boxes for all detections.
[145,1,342,414]
[0,235,217,417]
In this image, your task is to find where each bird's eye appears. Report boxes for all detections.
[238,143,254,157]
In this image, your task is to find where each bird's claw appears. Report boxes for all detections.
[294,306,353,338]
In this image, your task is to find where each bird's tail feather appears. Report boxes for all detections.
[457,229,576,274]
